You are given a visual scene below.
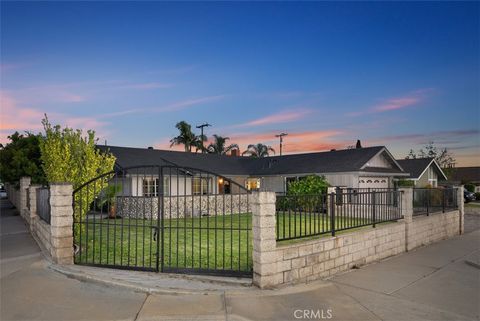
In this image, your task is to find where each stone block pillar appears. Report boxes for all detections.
[399,188,413,251]
[49,183,74,265]
[28,185,41,230]
[457,186,464,234]
[19,177,31,222]
[252,191,280,289]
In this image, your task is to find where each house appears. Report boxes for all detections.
[97,145,408,196]
[447,167,480,192]
[395,158,447,187]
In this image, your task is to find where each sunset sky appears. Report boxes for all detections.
[1,2,479,165]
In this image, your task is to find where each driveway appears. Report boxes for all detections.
[1,198,479,321]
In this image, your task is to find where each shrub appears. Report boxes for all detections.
[287,175,329,195]
[465,184,475,193]
[475,192,480,201]
[39,116,116,232]
[396,179,415,187]
[282,175,330,212]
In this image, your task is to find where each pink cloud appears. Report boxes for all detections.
[0,91,110,144]
[154,129,345,154]
[234,109,313,127]
[348,89,433,117]
[373,97,419,112]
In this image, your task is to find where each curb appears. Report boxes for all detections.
[49,264,253,295]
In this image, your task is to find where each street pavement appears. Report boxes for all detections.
[1,198,479,321]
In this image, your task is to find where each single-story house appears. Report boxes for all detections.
[447,167,480,192]
[97,145,408,196]
[395,158,447,188]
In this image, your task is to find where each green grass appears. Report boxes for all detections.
[74,214,252,272]
[74,211,399,271]
[276,211,377,240]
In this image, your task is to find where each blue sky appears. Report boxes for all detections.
[1,2,479,165]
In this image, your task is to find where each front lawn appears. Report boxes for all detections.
[74,213,252,272]
[74,211,399,272]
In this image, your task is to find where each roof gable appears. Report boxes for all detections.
[396,158,447,180]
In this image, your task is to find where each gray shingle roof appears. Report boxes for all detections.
[98,145,405,177]
[395,158,435,179]
[448,167,480,183]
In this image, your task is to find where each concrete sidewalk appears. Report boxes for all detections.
[1,197,479,320]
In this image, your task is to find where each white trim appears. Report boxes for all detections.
[360,147,405,172]
[415,159,448,181]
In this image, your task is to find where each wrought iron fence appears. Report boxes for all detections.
[413,188,458,216]
[276,189,403,241]
[36,187,51,224]
[73,165,252,277]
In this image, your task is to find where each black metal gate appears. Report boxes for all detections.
[73,165,252,277]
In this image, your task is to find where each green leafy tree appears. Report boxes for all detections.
[242,143,275,157]
[39,116,116,232]
[170,121,206,152]
[0,132,46,185]
[207,135,239,155]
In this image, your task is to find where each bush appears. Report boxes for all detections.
[287,175,329,195]
[282,175,329,212]
[475,192,480,200]
[465,184,475,193]
[397,179,415,187]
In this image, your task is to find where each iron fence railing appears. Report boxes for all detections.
[413,188,458,216]
[36,187,51,224]
[276,190,403,241]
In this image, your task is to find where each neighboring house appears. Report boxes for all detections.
[447,167,480,192]
[395,158,447,187]
[97,145,407,196]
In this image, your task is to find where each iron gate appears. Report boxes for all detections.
[73,165,252,277]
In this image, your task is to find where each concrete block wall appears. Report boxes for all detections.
[407,210,460,251]
[252,189,463,289]
[10,178,74,265]
[5,183,21,210]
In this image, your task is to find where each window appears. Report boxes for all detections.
[142,178,169,197]
[193,177,210,195]
[143,178,158,197]
[246,178,261,191]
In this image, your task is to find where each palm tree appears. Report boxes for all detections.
[207,135,239,155]
[242,143,275,157]
[170,121,204,152]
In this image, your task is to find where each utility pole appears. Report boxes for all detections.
[196,123,211,153]
[275,133,288,156]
